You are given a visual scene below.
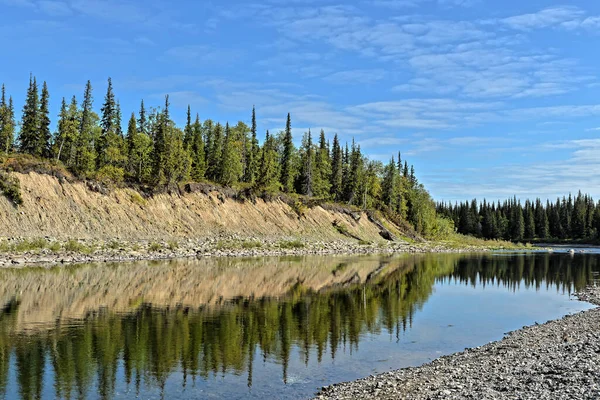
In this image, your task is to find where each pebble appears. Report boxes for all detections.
[314,286,600,400]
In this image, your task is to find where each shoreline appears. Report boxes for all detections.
[0,236,501,268]
[315,285,600,399]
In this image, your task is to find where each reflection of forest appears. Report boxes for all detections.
[0,253,597,399]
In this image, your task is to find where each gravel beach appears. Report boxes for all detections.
[0,236,489,267]
[315,285,600,400]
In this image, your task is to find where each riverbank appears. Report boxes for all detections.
[0,235,500,267]
[315,285,600,399]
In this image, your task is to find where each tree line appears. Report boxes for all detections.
[437,192,600,242]
[0,76,448,237]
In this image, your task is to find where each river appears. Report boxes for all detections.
[0,251,596,399]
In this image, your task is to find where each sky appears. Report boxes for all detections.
[1,0,600,203]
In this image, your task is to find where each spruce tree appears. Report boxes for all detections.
[330,134,343,200]
[20,75,40,155]
[75,80,95,176]
[219,122,242,186]
[127,111,152,182]
[257,130,279,191]
[313,129,331,197]
[207,122,223,181]
[280,113,294,192]
[152,95,169,183]
[39,81,51,158]
[298,129,314,196]
[244,106,259,183]
[0,85,15,154]
[190,114,206,181]
[381,157,399,210]
[97,77,123,169]
[137,99,147,135]
[183,105,193,149]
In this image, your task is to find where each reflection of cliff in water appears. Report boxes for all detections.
[0,252,597,399]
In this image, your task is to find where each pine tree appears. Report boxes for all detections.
[20,75,41,155]
[39,81,51,158]
[74,80,95,176]
[330,134,343,200]
[280,113,295,192]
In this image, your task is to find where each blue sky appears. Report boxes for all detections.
[1,0,600,202]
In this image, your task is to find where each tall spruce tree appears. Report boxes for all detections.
[244,106,259,183]
[74,80,95,176]
[280,113,294,192]
[39,81,51,158]
[20,75,41,155]
[330,134,343,200]
[257,130,279,191]
[183,105,193,149]
[207,122,223,181]
[0,85,15,154]
[313,129,331,198]
[137,100,147,135]
[190,114,206,181]
[97,78,124,169]
[219,122,243,186]
[298,129,314,196]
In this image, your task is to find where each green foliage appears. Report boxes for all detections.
[280,113,295,193]
[278,240,304,249]
[94,165,124,186]
[241,241,262,249]
[148,242,162,252]
[167,240,179,251]
[129,191,146,207]
[63,240,92,253]
[0,172,22,205]
[0,84,15,154]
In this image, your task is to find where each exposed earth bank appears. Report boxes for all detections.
[0,171,492,267]
[315,286,600,400]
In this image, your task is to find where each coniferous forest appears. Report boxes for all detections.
[0,76,449,238]
[437,192,600,242]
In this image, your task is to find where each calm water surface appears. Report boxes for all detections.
[0,251,598,399]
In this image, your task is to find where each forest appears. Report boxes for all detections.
[438,192,600,242]
[0,76,450,238]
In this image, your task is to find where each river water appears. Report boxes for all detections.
[0,251,597,399]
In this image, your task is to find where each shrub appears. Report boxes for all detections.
[0,172,23,206]
[241,241,262,249]
[279,240,304,249]
[167,240,179,250]
[148,242,162,252]
[63,239,91,253]
[130,191,146,207]
[94,165,125,186]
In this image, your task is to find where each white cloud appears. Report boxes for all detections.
[499,6,584,30]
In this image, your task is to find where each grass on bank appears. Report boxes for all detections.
[0,238,94,254]
[437,233,527,250]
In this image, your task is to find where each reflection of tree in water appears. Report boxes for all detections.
[0,253,597,399]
